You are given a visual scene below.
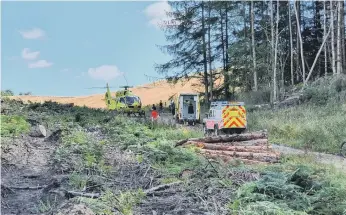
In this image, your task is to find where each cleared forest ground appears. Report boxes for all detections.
[1,98,346,215]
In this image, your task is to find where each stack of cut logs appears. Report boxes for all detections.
[176,130,280,165]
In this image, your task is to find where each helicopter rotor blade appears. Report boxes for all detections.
[85,86,117,89]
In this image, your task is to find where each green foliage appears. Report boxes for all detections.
[248,103,346,153]
[302,74,346,105]
[1,89,14,96]
[229,163,346,215]
[144,140,202,174]
[1,115,30,137]
[37,198,57,213]
[79,189,145,215]
[54,128,110,175]
[235,88,272,105]
[103,117,203,174]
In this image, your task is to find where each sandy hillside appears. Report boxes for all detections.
[10,77,223,109]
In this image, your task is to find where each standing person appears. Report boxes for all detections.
[151,104,159,129]
[152,104,156,111]
[159,100,163,113]
[171,100,175,116]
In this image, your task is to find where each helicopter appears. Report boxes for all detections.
[88,83,146,117]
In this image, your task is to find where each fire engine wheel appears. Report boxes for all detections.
[203,124,208,137]
[214,126,219,136]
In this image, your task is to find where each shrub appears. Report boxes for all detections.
[1,89,14,97]
[1,115,30,137]
[228,163,346,215]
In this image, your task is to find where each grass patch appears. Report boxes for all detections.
[247,103,346,154]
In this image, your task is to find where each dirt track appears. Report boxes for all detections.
[272,144,346,172]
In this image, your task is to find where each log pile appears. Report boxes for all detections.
[176,130,280,165]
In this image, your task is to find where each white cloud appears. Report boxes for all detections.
[19,28,45,39]
[88,65,123,81]
[143,1,173,29]
[21,48,40,60]
[28,60,53,69]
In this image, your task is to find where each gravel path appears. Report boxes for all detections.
[272,144,346,172]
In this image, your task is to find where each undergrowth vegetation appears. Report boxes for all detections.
[103,116,204,174]
[229,157,346,215]
[1,115,30,138]
[248,104,346,153]
[247,74,346,154]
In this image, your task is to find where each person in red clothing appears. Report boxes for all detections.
[151,104,159,121]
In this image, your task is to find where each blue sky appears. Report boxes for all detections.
[1,1,172,96]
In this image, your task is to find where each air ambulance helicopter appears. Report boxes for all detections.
[106,84,145,117]
[88,83,146,117]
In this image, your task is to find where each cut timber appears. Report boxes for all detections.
[176,130,280,165]
[183,141,271,153]
[182,139,269,147]
[176,130,267,146]
[201,149,280,163]
[204,153,268,165]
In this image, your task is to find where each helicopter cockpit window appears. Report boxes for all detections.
[125,96,139,104]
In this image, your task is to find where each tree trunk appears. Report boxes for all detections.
[273,0,280,101]
[342,1,346,73]
[289,1,294,85]
[201,2,209,105]
[296,0,301,82]
[251,0,258,91]
[305,24,332,85]
[201,153,270,165]
[185,142,272,153]
[270,0,274,103]
[243,2,247,38]
[183,141,270,150]
[201,149,280,161]
[336,0,342,74]
[175,131,268,146]
[207,1,213,101]
[294,0,306,83]
[330,0,336,74]
[324,0,328,76]
[225,3,231,99]
[220,8,226,73]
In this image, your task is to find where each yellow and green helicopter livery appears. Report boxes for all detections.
[104,84,145,117]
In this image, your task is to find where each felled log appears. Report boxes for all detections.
[183,141,271,152]
[176,130,267,146]
[204,153,268,165]
[201,149,280,163]
[182,138,269,148]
